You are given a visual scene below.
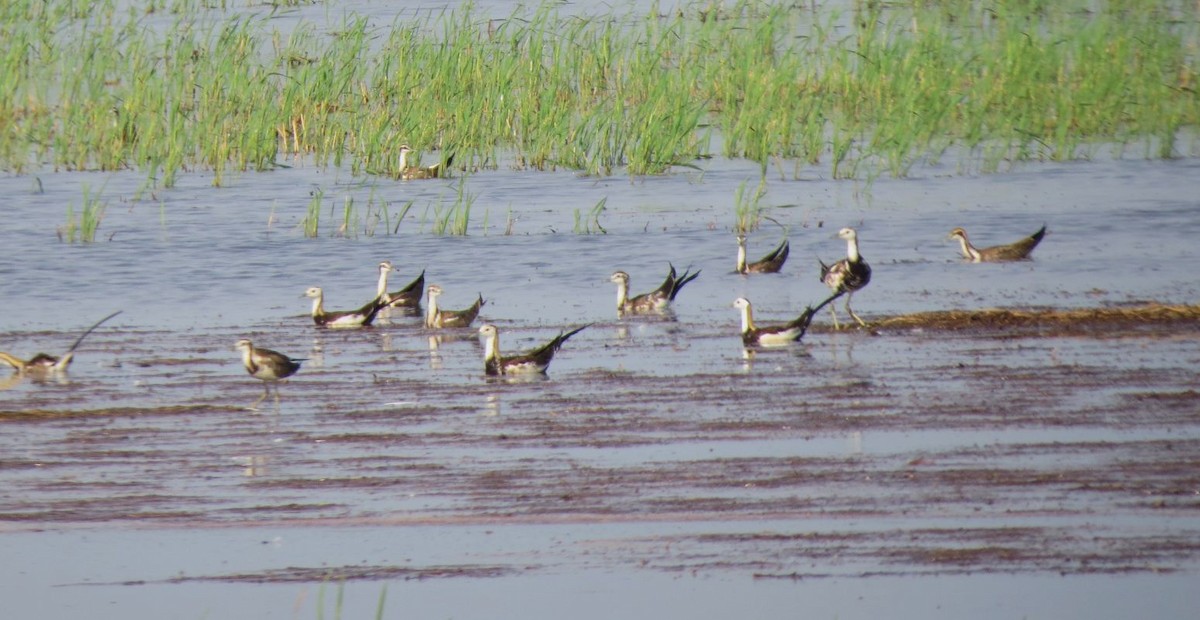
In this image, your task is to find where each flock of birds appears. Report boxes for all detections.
[2,219,1046,409]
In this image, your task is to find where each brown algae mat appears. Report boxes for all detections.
[863,301,1200,334]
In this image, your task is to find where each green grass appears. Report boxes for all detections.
[312,582,387,620]
[574,197,608,234]
[430,181,475,236]
[2,0,1197,186]
[336,195,357,238]
[302,188,322,238]
[733,180,767,234]
[58,184,107,243]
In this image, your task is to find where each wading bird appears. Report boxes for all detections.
[0,311,121,375]
[732,293,841,347]
[304,287,389,328]
[397,144,453,180]
[235,338,305,410]
[818,227,872,329]
[478,323,588,376]
[610,264,700,316]
[376,261,425,308]
[948,225,1047,262]
[425,285,486,329]
[735,234,789,274]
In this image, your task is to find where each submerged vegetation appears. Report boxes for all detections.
[1,0,1197,185]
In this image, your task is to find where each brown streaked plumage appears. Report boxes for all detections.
[304,287,388,328]
[610,264,700,316]
[479,323,588,376]
[736,234,790,274]
[949,225,1046,262]
[733,293,839,347]
[0,311,121,375]
[235,339,305,410]
[818,227,872,329]
[376,261,425,307]
[425,285,486,329]
[397,144,453,180]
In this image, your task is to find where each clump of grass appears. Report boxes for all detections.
[58,185,107,243]
[573,197,608,234]
[431,182,475,236]
[312,582,387,620]
[362,192,388,237]
[391,199,414,234]
[504,206,516,236]
[336,195,357,238]
[733,180,766,234]
[302,188,322,238]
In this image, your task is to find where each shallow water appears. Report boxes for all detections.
[3,142,1200,620]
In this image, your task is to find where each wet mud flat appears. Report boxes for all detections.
[2,305,1198,601]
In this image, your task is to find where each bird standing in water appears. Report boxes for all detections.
[235,339,305,410]
[304,287,389,328]
[425,285,485,329]
[818,227,872,329]
[397,144,453,180]
[735,234,790,274]
[733,292,841,347]
[610,264,700,316]
[948,225,1046,262]
[478,324,588,376]
[375,261,425,308]
[0,311,121,375]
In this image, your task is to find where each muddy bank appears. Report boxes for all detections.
[2,309,1199,586]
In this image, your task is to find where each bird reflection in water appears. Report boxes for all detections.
[481,393,501,417]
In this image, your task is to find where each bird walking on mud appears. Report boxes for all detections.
[948,225,1046,262]
[235,339,305,410]
[819,227,872,329]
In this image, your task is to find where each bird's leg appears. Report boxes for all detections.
[846,294,869,328]
[248,385,269,411]
[829,304,841,330]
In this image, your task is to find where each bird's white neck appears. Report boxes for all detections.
[738,304,755,334]
[845,236,861,262]
[614,281,628,308]
[483,331,500,362]
[310,294,324,316]
[425,295,440,327]
[956,237,981,261]
[377,269,389,298]
[736,241,747,272]
[239,346,255,368]
[398,150,410,170]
